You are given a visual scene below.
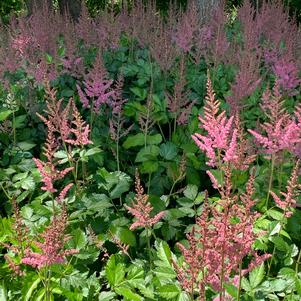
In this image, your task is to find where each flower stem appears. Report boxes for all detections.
[266,154,275,209]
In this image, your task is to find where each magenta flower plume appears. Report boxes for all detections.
[125,170,165,230]
[21,206,78,269]
[192,74,238,167]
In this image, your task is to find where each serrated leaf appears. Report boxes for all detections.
[269,236,289,252]
[158,284,180,299]
[249,263,265,288]
[135,145,160,163]
[106,255,125,287]
[159,142,178,160]
[85,147,102,157]
[98,292,116,301]
[183,185,198,200]
[115,286,142,301]
[70,229,87,249]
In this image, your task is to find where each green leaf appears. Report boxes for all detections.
[61,89,74,97]
[25,278,41,301]
[17,142,36,151]
[123,133,145,148]
[85,147,102,157]
[159,142,178,160]
[111,226,136,247]
[106,255,125,287]
[130,87,147,99]
[158,284,180,299]
[115,286,142,301]
[146,134,162,145]
[123,133,162,149]
[70,229,87,249]
[0,110,12,121]
[249,263,265,288]
[98,292,116,301]
[140,160,159,174]
[135,145,160,162]
[183,185,198,200]
[269,236,289,252]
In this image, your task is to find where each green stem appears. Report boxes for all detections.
[147,173,152,195]
[0,183,11,200]
[266,154,275,209]
[237,263,242,301]
[12,111,16,147]
[295,248,301,275]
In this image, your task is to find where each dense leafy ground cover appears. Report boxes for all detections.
[0,0,301,300]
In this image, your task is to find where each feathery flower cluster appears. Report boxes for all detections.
[270,160,300,217]
[192,75,239,167]
[21,206,78,269]
[166,57,196,125]
[77,54,115,113]
[125,170,165,230]
[248,82,301,156]
[175,172,270,297]
[34,84,91,193]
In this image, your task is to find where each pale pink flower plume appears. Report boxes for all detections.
[22,206,78,269]
[192,74,238,167]
[125,170,165,230]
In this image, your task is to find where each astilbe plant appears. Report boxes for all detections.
[175,171,269,300]
[77,53,115,113]
[125,170,165,231]
[270,160,301,218]
[109,76,133,171]
[34,83,91,193]
[166,57,196,129]
[192,74,254,169]
[248,82,300,157]
[21,204,78,269]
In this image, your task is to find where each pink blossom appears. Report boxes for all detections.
[126,170,165,230]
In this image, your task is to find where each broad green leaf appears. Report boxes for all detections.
[159,142,178,160]
[98,292,116,301]
[106,255,125,287]
[140,160,158,174]
[269,222,281,236]
[241,278,252,292]
[126,265,144,287]
[135,145,160,163]
[17,142,36,151]
[123,133,145,148]
[249,263,265,288]
[0,110,12,121]
[269,236,289,252]
[183,185,198,200]
[115,286,142,301]
[112,227,136,247]
[130,87,147,99]
[158,284,180,299]
[70,229,87,249]
[123,133,162,149]
[146,134,162,145]
[85,147,102,157]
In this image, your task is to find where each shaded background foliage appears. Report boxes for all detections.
[1,0,301,23]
